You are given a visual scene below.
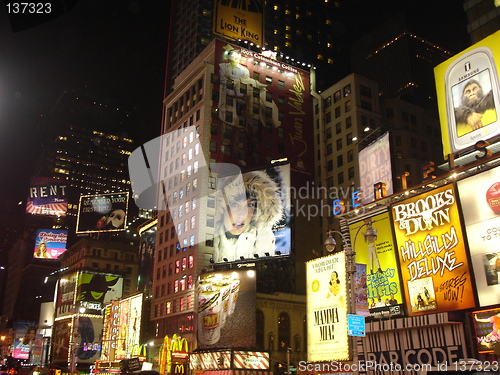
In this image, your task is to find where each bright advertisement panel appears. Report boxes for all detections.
[34,229,68,259]
[213,40,314,178]
[457,165,500,307]
[196,269,256,349]
[434,31,500,156]
[213,0,263,45]
[213,164,291,263]
[113,294,143,360]
[472,307,500,353]
[76,271,123,313]
[26,177,68,217]
[358,132,393,203]
[12,320,37,359]
[306,253,349,362]
[348,211,404,318]
[76,192,129,233]
[51,319,70,363]
[391,183,476,316]
[55,272,78,318]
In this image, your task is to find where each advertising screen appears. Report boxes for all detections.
[34,229,68,259]
[213,164,291,263]
[391,184,476,316]
[306,253,349,362]
[472,307,500,353]
[358,132,393,203]
[113,294,143,360]
[434,31,500,156]
[55,272,78,318]
[213,0,263,45]
[76,192,129,233]
[76,272,123,313]
[213,40,314,178]
[348,211,404,318]
[26,176,67,217]
[196,269,256,350]
[457,165,500,307]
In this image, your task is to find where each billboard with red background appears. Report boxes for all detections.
[391,183,476,316]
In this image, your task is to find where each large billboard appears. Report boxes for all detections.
[306,253,349,362]
[434,31,500,156]
[472,307,500,353]
[348,211,404,318]
[213,164,291,263]
[196,269,256,349]
[55,272,78,318]
[213,0,263,46]
[34,229,68,259]
[457,165,500,307]
[26,177,68,217]
[213,40,314,178]
[76,272,123,313]
[358,132,393,203]
[391,184,476,316]
[76,192,129,233]
[12,320,37,360]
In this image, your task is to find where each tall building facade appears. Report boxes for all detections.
[149,39,321,366]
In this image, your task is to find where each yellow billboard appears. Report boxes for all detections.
[213,0,263,45]
[348,211,404,318]
[391,184,476,316]
[434,31,500,157]
[306,253,349,362]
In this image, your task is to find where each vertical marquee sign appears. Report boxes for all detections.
[391,183,476,316]
[306,253,349,361]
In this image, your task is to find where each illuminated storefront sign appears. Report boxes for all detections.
[26,177,67,217]
[348,211,404,318]
[306,253,349,361]
[391,184,476,316]
[457,165,500,307]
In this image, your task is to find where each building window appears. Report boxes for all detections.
[337,155,343,167]
[345,100,351,112]
[335,122,342,134]
[360,84,372,98]
[338,171,344,184]
[325,96,332,107]
[278,313,291,351]
[348,167,354,180]
[336,138,342,151]
[345,116,352,128]
[334,106,341,118]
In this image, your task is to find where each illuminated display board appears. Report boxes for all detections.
[472,307,500,353]
[196,269,256,350]
[76,192,129,233]
[213,164,290,263]
[306,253,349,362]
[358,132,393,203]
[26,177,67,217]
[391,184,476,316]
[457,165,500,307]
[434,30,500,156]
[76,272,123,313]
[348,211,404,318]
[34,229,68,259]
[213,0,263,45]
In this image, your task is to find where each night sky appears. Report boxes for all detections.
[0,0,171,211]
